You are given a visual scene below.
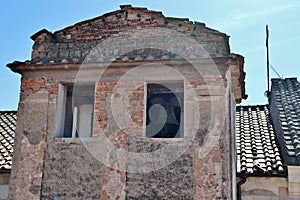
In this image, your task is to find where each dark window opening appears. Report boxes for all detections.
[63,85,95,138]
[146,82,183,138]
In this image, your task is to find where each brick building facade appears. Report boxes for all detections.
[7,5,246,199]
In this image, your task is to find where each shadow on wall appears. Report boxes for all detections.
[243,188,276,197]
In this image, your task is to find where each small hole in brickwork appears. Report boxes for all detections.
[116,13,122,19]
[137,13,141,18]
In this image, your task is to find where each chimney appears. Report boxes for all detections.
[120,4,132,9]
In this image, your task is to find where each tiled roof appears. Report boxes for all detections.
[270,78,300,165]
[0,111,17,171]
[236,105,285,175]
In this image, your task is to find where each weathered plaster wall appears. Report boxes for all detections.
[8,82,49,199]
[124,76,232,199]
[287,165,300,197]
[126,136,194,199]
[0,173,10,200]
[41,140,103,199]
[9,60,237,199]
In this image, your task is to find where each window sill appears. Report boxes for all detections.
[54,137,96,143]
[139,137,186,143]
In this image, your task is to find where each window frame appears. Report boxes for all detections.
[143,81,184,139]
[55,83,95,138]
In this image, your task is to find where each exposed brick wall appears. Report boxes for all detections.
[13,134,46,200]
[20,79,58,95]
[94,81,144,200]
[31,6,229,63]
[94,81,144,137]
[194,142,225,199]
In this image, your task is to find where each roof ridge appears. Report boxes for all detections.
[237,104,268,108]
[0,111,17,113]
[270,76,300,164]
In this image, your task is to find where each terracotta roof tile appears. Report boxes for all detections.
[270,78,300,165]
[236,105,286,176]
[0,111,17,171]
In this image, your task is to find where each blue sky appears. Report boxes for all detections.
[1,1,300,110]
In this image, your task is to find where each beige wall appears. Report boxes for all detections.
[0,173,10,200]
[240,176,287,200]
[288,166,300,198]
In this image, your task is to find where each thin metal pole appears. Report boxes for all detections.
[266,25,270,93]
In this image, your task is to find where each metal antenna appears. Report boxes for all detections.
[266,25,270,94]
[270,64,282,79]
